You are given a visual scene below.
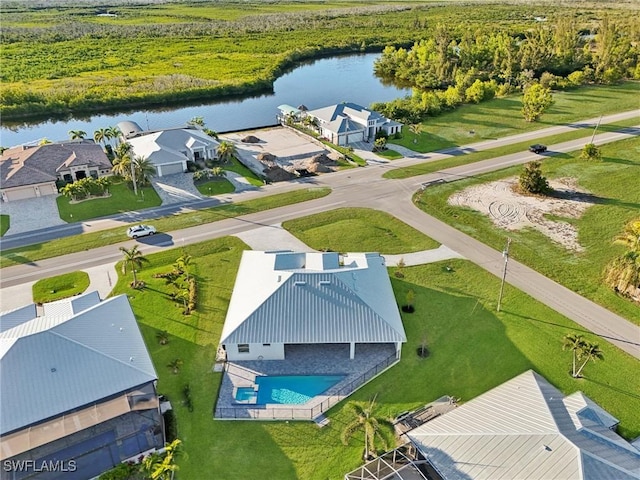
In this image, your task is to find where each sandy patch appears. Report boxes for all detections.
[448,177,596,251]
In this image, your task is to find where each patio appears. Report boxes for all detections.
[214,343,398,420]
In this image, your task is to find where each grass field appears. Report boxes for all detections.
[375,148,403,160]
[389,83,640,153]
[389,82,640,152]
[32,271,90,303]
[282,208,439,254]
[226,157,264,187]
[194,178,235,196]
[110,235,640,479]
[384,117,640,179]
[414,135,640,325]
[56,182,162,222]
[0,215,9,236]
[0,188,330,269]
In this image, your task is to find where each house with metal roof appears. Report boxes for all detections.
[0,141,112,202]
[219,250,406,362]
[0,292,165,480]
[403,370,640,480]
[122,124,220,176]
[301,102,402,146]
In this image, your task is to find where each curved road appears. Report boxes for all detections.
[2,114,639,359]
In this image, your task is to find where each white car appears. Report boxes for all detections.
[126,224,157,239]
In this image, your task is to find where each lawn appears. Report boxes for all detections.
[0,215,9,236]
[56,181,162,223]
[282,207,439,254]
[32,271,90,303]
[226,157,264,187]
[110,236,640,479]
[389,82,640,153]
[375,148,403,160]
[384,117,640,179]
[0,188,330,269]
[414,135,640,325]
[194,178,235,196]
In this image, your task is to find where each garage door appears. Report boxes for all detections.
[158,162,184,176]
[5,186,37,201]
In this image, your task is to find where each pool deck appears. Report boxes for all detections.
[214,343,397,420]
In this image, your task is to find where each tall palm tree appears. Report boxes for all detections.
[132,155,156,186]
[341,397,390,460]
[119,245,149,288]
[562,333,586,377]
[68,130,87,140]
[175,253,193,280]
[574,342,604,378]
[107,125,121,147]
[409,123,423,143]
[111,154,132,179]
[93,128,108,148]
[216,140,237,164]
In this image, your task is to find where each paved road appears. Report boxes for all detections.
[2,114,639,359]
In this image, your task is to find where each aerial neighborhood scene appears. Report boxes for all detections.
[1,0,640,479]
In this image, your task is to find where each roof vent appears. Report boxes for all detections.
[129,356,135,362]
[319,280,331,286]
[119,327,124,332]
[277,275,282,283]
[50,368,57,373]
[294,281,307,286]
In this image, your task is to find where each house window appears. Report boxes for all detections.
[262,343,271,347]
[238,344,250,353]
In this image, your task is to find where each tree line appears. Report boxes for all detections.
[372,18,639,124]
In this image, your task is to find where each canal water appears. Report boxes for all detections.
[0,53,409,147]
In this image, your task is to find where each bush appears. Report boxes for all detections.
[186,160,197,172]
[519,161,550,195]
[163,408,178,442]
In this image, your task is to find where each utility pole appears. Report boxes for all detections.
[497,238,511,312]
[590,115,603,144]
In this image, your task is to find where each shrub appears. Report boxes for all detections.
[519,161,550,195]
[163,408,178,442]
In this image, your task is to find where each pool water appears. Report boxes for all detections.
[235,387,257,402]
[255,375,345,405]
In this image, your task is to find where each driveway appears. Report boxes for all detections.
[0,195,66,236]
[150,173,204,205]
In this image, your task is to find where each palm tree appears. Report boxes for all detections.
[210,166,225,177]
[174,288,190,313]
[95,176,111,195]
[614,219,640,254]
[141,439,181,480]
[604,251,640,295]
[114,141,132,159]
[574,342,604,378]
[175,253,192,280]
[156,330,169,345]
[119,245,149,288]
[563,333,586,377]
[111,154,132,179]
[132,155,156,186]
[38,138,52,145]
[167,358,183,374]
[68,130,87,140]
[187,116,205,127]
[106,125,121,146]
[93,128,108,148]
[409,123,423,143]
[341,396,390,460]
[216,140,237,164]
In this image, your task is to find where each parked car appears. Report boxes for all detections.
[529,144,547,154]
[126,224,156,239]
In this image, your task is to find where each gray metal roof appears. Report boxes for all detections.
[1,143,112,189]
[220,251,406,346]
[407,370,640,480]
[0,293,157,435]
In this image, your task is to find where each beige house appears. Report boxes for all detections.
[0,142,112,202]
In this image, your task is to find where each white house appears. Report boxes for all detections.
[0,292,164,480]
[121,124,220,177]
[301,102,403,146]
[219,250,406,362]
[405,370,640,480]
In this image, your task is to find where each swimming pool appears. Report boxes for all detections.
[255,375,345,405]
[235,387,257,403]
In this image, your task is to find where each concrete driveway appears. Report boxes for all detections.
[0,195,66,236]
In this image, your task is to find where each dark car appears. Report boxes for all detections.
[529,144,547,154]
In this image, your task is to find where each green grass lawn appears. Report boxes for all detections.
[389,83,640,153]
[110,236,640,479]
[414,135,640,325]
[282,208,439,254]
[384,118,640,179]
[0,215,9,236]
[375,148,403,160]
[226,157,264,187]
[194,178,235,196]
[56,182,162,223]
[32,271,90,303]
[1,188,330,269]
